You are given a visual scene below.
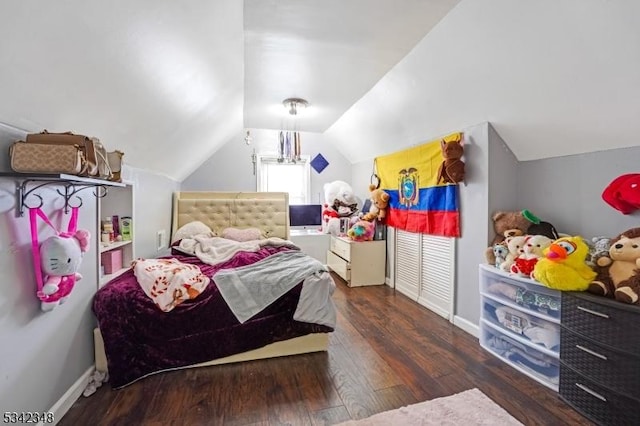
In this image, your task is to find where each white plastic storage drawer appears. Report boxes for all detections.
[481,323,559,391]
[482,297,561,353]
[479,263,561,320]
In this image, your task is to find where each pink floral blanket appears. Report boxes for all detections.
[132,258,210,312]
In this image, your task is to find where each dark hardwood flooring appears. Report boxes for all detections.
[60,273,592,425]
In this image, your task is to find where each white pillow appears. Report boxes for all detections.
[221,227,263,242]
[172,221,214,243]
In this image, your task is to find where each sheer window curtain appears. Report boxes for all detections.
[256,155,310,205]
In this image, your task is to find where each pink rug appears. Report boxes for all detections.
[337,388,523,425]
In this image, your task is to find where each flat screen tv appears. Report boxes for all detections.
[289,204,323,230]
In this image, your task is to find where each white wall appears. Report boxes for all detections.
[181,129,353,204]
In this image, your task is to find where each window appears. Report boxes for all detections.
[256,155,310,204]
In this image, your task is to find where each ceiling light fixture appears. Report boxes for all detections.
[282,97,309,116]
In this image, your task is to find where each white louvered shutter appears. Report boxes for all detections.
[418,235,455,320]
[394,230,421,300]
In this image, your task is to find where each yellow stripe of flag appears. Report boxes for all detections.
[375,132,462,190]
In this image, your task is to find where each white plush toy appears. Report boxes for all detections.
[322,180,359,235]
[39,230,90,312]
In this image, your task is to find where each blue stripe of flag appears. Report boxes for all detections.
[386,185,458,212]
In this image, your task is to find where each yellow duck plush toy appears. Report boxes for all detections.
[532,236,596,291]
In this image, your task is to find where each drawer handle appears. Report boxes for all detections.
[577,306,610,319]
[575,344,608,361]
[575,383,607,403]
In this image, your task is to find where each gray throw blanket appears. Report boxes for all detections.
[213,251,336,328]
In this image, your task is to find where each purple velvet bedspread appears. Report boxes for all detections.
[93,245,333,388]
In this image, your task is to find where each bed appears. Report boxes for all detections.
[93,191,336,388]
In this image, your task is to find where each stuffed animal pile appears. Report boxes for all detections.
[484,212,640,304]
[322,180,359,235]
[485,210,561,266]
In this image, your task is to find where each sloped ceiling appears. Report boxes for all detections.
[0,1,638,181]
[327,0,640,163]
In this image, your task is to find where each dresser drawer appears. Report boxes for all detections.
[479,264,560,319]
[562,292,640,354]
[560,362,640,426]
[561,328,640,395]
[327,250,350,282]
[330,237,351,261]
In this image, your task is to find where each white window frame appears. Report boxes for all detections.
[256,154,311,205]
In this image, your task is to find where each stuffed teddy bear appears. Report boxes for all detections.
[510,235,553,278]
[347,219,375,242]
[588,227,640,304]
[38,230,91,312]
[500,235,528,272]
[485,211,532,265]
[361,185,390,222]
[437,139,465,184]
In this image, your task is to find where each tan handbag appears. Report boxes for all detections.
[26,130,106,178]
[9,141,85,175]
[90,137,113,180]
[107,150,124,182]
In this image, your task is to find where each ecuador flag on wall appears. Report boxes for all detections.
[375,132,461,237]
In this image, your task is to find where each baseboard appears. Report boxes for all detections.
[453,315,479,338]
[43,366,93,426]
[385,276,394,288]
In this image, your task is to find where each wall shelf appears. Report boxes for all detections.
[0,172,125,217]
[99,239,132,254]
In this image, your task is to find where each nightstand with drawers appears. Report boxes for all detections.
[326,236,386,287]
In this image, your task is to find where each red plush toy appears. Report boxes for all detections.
[602,174,640,214]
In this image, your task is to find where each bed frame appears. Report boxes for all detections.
[95,191,329,374]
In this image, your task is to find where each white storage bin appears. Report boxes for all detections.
[482,297,561,352]
[479,263,561,320]
[481,322,559,391]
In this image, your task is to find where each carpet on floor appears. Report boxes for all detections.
[337,388,523,425]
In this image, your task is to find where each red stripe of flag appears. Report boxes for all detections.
[387,208,460,237]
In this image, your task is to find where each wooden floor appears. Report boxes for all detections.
[60,274,592,426]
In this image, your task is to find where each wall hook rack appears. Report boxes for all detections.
[0,172,124,217]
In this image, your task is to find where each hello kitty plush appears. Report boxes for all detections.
[38,230,91,311]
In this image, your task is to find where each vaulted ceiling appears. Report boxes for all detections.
[0,1,638,181]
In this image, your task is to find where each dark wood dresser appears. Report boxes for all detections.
[560,291,640,425]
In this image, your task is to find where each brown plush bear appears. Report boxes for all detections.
[361,185,390,222]
[437,139,465,184]
[588,227,640,304]
[485,211,533,265]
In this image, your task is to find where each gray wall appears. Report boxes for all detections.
[0,122,178,414]
[181,129,353,204]
[121,166,180,258]
[518,146,640,238]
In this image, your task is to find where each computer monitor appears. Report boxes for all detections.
[289,204,323,230]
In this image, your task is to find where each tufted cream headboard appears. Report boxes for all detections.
[172,191,290,240]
